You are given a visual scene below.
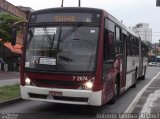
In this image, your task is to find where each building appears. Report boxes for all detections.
[17,6,33,19]
[0,0,27,18]
[0,0,32,71]
[132,23,152,43]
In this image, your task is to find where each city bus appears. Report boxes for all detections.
[11,7,148,106]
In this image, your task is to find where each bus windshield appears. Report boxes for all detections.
[25,26,99,72]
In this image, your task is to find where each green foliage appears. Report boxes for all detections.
[0,12,23,43]
[143,41,152,52]
[0,84,20,102]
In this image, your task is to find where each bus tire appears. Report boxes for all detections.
[132,68,137,88]
[109,77,119,104]
[141,66,146,80]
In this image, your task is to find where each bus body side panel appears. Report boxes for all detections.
[119,32,127,94]
[138,39,143,77]
[101,12,120,105]
[139,41,148,78]
[142,57,148,74]
[125,56,138,89]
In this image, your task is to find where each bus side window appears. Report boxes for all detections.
[103,29,115,76]
[115,27,120,41]
[104,30,114,60]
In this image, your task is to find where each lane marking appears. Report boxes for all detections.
[139,90,160,119]
[125,71,160,113]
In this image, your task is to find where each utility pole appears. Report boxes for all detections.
[154,43,157,55]
[156,0,160,6]
[61,0,81,7]
[78,0,81,7]
[61,0,64,7]
[158,40,160,55]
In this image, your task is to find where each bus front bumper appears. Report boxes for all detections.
[20,85,102,106]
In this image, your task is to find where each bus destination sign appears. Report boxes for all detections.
[31,13,94,23]
[54,16,76,22]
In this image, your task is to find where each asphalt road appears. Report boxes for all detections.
[0,67,159,119]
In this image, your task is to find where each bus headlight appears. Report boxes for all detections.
[85,82,93,89]
[25,77,31,85]
[79,77,95,90]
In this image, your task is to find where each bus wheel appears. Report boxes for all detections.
[132,68,137,88]
[141,66,146,80]
[109,79,119,104]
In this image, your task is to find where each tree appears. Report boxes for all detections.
[0,13,23,43]
[144,41,152,50]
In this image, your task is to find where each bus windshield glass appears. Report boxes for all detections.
[25,26,99,72]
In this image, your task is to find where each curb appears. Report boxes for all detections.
[0,97,23,107]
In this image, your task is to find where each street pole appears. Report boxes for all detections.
[155,43,157,55]
[61,0,64,7]
[159,40,160,55]
[156,0,160,6]
[78,0,81,7]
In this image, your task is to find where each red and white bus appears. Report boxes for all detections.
[12,7,148,106]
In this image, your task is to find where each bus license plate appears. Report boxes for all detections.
[49,91,62,96]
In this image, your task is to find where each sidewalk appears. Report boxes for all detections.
[0,71,19,80]
[131,72,160,118]
[0,71,20,86]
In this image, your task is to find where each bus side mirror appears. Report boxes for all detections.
[11,21,28,46]
[11,27,17,46]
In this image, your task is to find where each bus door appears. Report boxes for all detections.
[121,33,127,90]
[102,29,115,102]
[139,39,143,76]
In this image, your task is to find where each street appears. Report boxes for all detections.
[0,67,159,119]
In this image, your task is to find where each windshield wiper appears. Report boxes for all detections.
[49,34,55,56]
[42,26,56,56]
[27,28,33,47]
[43,26,53,46]
[60,23,82,42]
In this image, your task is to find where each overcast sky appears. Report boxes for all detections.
[6,0,160,43]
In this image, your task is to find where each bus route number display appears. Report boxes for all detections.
[54,16,76,22]
[32,13,94,23]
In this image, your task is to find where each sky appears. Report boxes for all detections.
[6,0,160,43]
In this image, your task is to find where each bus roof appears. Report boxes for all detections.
[30,7,139,38]
[31,7,102,14]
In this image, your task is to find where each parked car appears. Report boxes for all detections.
[148,56,160,67]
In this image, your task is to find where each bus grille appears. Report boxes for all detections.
[33,79,79,87]
[29,93,47,99]
[53,96,88,102]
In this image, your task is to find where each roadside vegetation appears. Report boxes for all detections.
[0,12,23,43]
[0,84,20,102]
